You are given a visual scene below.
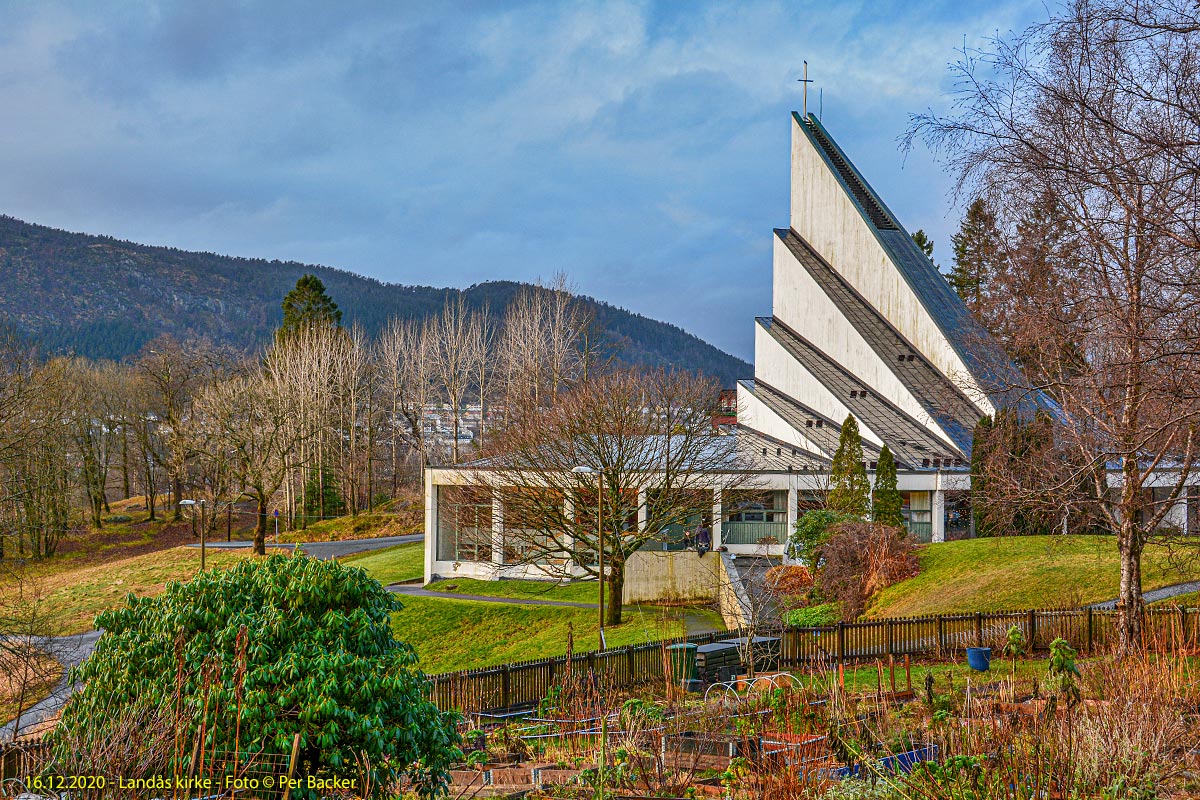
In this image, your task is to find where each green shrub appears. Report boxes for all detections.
[55,553,460,797]
[783,602,841,627]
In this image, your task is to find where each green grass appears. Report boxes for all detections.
[868,535,1196,619]
[425,577,599,604]
[339,542,425,585]
[278,512,422,543]
[3,546,254,635]
[796,656,1051,694]
[390,595,691,673]
[1151,590,1200,607]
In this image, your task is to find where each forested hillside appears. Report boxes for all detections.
[0,216,748,385]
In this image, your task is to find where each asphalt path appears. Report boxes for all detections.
[3,534,423,738]
[189,533,422,560]
[1087,580,1200,610]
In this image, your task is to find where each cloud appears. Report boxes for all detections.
[0,0,1045,360]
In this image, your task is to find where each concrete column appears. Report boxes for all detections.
[637,488,648,532]
[491,487,504,568]
[785,486,799,564]
[424,469,436,584]
[563,495,577,576]
[932,489,946,544]
[712,488,723,549]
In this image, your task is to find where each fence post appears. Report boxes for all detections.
[626,645,635,684]
[502,664,512,709]
[975,612,983,648]
[936,615,945,655]
[887,620,894,657]
[1181,607,1188,649]
[1028,610,1037,651]
[1087,607,1094,653]
[837,622,846,664]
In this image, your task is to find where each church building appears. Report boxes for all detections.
[423,112,1021,583]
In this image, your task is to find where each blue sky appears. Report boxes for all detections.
[0,1,1044,360]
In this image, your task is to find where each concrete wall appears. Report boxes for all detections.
[766,238,958,449]
[622,550,721,604]
[787,115,993,415]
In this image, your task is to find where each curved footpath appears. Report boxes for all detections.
[1,534,422,740]
[1087,580,1200,610]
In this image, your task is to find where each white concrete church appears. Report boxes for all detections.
[423,113,1020,583]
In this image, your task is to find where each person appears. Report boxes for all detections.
[694,523,711,556]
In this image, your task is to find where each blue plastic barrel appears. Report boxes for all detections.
[966,647,992,671]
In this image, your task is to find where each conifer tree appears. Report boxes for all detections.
[911,229,936,260]
[828,415,870,519]
[949,198,1005,312]
[278,274,342,342]
[871,444,904,527]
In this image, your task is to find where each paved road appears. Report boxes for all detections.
[1088,580,1200,610]
[190,533,423,560]
[0,630,102,741]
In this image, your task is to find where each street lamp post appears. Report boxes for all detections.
[180,499,207,571]
[571,465,606,649]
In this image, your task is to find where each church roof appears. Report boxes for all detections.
[796,114,1022,407]
[740,377,885,461]
[758,316,967,469]
[775,227,980,453]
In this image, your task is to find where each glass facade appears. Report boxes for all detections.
[436,486,492,562]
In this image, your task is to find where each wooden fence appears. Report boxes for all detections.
[0,740,51,781]
[428,606,1200,714]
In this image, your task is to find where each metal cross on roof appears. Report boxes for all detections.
[798,60,813,116]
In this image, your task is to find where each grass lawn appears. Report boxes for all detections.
[868,535,1196,619]
[3,546,255,635]
[793,656,1051,694]
[339,542,425,584]
[425,577,600,604]
[0,652,60,728]
[391,594,696,673]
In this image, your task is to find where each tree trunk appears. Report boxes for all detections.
[1117,515,1144,653]
[254,498,268,556]
[172,475,184,520]
[605,559,625,626]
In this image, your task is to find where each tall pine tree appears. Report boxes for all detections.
[949,198,1005,313]
[278,274,342,343]
[871,445,904,527]
[828,415,870,519]
[911,229,936,260]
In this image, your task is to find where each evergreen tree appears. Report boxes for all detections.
[871,445,904,527]
[949,198,1005,312]
[970,415,994,537]
[278,274,342,341]
[828,415,870,519]
[911,229,936,260]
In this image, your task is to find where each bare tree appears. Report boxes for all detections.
[475,368,750,625]
[907,0,1200,649]
[0,563,62,741]
[431,296,476,464]
[192,368,302,555]
[376,317,437,489]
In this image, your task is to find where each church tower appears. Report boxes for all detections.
[737,113,1012,474]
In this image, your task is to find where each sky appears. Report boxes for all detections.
[0,0,1046,361]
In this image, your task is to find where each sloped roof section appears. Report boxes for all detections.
[796,114,1023,405]
[776,228,980,453]
[735,424,831,472]
[740,378,883,461]
[758,316,967,469]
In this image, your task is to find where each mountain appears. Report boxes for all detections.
[0,216,750,386]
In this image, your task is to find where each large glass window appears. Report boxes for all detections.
[723,490,788,545]
[437,486,492,562]
[902,491,932,543]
